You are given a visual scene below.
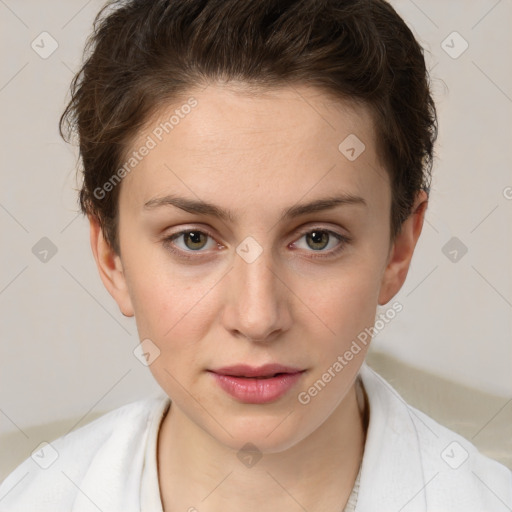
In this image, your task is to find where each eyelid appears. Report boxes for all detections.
[163,226,222,253]
[294,224,348,238]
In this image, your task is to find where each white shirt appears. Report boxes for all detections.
[1,363,510,511]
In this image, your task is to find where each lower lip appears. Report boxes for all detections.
[209,371,305,404]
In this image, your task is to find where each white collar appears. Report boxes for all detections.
[356,362,428,511]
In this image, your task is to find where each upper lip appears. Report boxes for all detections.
[209,364,304,378]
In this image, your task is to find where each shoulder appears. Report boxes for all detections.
[358,363,512,511]
[407,399,512,510]
[0,392,170,512]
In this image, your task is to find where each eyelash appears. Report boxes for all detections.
[162,227,351,261]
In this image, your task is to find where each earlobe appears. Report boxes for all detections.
[378,190,428,305]
[89,216,135,317]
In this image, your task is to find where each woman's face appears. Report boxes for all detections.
[97,83,406,453]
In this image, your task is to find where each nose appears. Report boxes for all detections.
[221,248,292,343]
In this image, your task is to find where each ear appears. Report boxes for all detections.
[89,216,134,317]
[378,190,428,305]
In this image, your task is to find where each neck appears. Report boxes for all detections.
[157,378,368,512]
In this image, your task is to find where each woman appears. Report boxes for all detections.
[1,0,510,510]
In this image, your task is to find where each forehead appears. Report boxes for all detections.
[119,82,389,221]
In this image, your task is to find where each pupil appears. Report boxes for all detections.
[307,230,328,250]
[186,231,206,250]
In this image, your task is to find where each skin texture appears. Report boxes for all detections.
[89,82,427,511]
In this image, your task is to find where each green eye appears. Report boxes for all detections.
[304,230,331,251]
[179,231,209,251]
[292,228,350,259]
[163,227,351,261]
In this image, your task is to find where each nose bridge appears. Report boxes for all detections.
[225,243,288,341]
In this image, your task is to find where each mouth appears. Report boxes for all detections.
[208,363,305,379]
[207,364,307,404]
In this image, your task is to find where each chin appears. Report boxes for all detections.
[210,413,308,455]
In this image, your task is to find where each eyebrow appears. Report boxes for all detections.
[143,193,367,223]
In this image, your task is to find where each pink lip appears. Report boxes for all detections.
[208,364,306,404]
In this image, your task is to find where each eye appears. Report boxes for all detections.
[162,226,351,261]
[291,228,350,258]
[163,229,219,258]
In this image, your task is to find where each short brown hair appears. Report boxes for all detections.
[60,0,438,255]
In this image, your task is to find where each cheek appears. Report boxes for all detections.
[292,267,379,416]
[122,241,188,321]
[130,272,212,338]
[297,259,382,342]
[124,248,223,357]
[127,267,217,391]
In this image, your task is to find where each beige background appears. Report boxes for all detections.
[0,0,511,479]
